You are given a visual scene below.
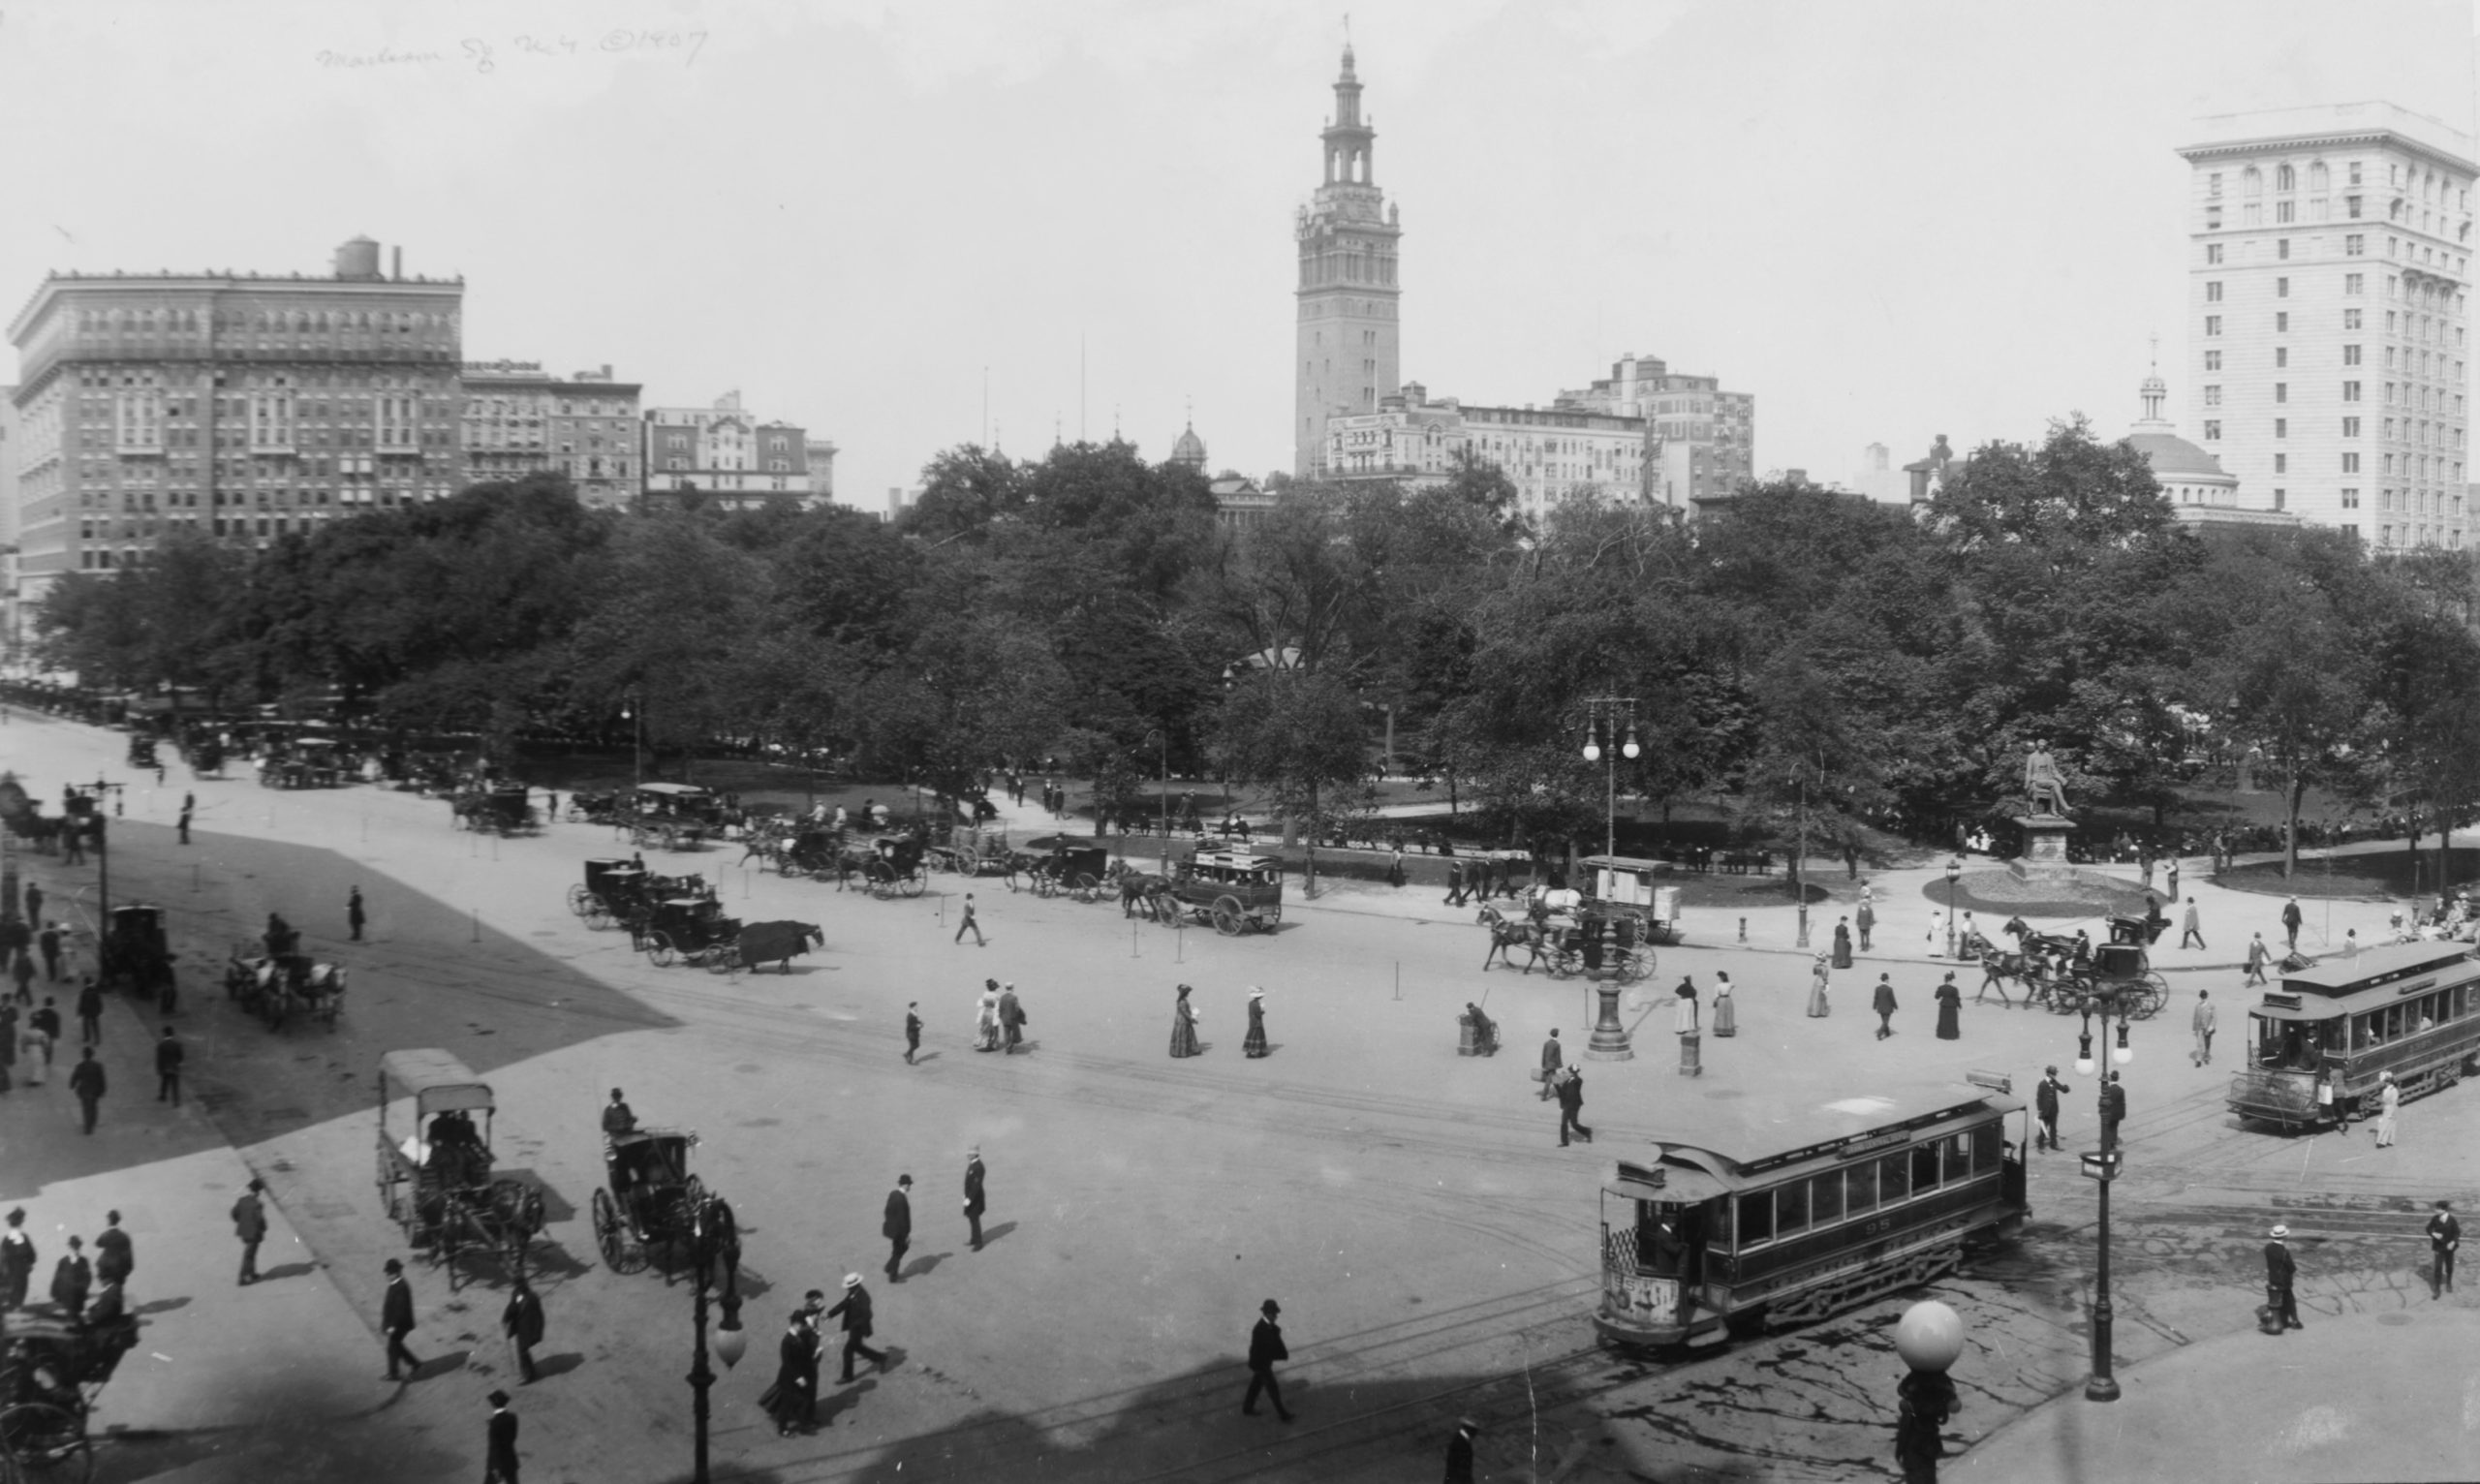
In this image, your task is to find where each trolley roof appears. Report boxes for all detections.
[2277,940,2477,998]
[1580,854,1669,874]
[636,782,711,797]
[1604,1068,2023,1192]
[380,1048,494,1112]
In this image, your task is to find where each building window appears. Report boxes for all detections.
[2207,281,2224,302]
[2345,308,2363,329]
[2274,489,2286,510]
[2209,172,2223,199]
[2344,382,2363,401]
[2276,453,2288,473]
[2276,418,2288,438]
[2344,344,2362,365]
[2206,243,2224,264]
[2277,277,2290,298]
[2347,233,2366,255]
[2208,206,2223,230]
[2277,348,2289,368]
[2278,201,2296,224]
[2203,386,2222,407]
[2205,316,2222,337]
[2278,238,2291,259]
[2344,416,2361,437]
[2205,351,2222,371]
[2276,384,2289,404]
[2343,452,2361,472]
[2347,273,2365,294]
[2204,420,2221,441]
[2277,312,2289,332]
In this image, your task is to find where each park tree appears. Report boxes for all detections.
[1207,665,1373,850]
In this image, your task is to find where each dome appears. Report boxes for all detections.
[2125,432,2231,481]
[1169,421,1207,469]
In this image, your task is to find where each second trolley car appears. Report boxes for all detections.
[2226,940,2480,1132]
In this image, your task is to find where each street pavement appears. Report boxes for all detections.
[3,708,2476,1482]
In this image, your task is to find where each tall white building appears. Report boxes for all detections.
[1293,45,1402,479]
[2178,103,2476,548]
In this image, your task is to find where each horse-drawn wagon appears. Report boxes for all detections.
[593,1127,735,1282]
[125,733,157,771]
[224,946,347,1031]
[936,823,1013,879]
[630,783,722,850]
[1021,836,1108,901]
[375,1049,543,1291]
[452,783,535,835]
[1167,847,1286,936]
[2,1308,136,1481]
[99,905,177,1010]
[860,836,930,899]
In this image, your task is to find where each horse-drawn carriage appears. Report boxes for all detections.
[1,1309,135,1481]
[375,1049,544,1291]
[594,1127,734,1281]
[125,733,157,771]
[630,783,722,850]
[1477,897,1658,980]
[567,790,627,826]
[757,824,846,879]
[859,835,930,899]
[1166,847,1286,936]
[1978,913,2169,1018]
[1021,836,1109,902]
[639,897,739,969]
[261,736,348,789]
[452,783,536,835]
[935,822,1013,879]
[98,905,177,1010]
[224,947,347,1031]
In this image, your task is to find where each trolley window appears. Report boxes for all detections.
[1910,1141,1942,1192]
[1775,1179,1811,1238]
[1972,1121,2003,1171]
[1810,1170,1844,1225]
[1845,1162,1878,1216]
[1737,1190,1774,1245]
[1877,1151,1911,1203]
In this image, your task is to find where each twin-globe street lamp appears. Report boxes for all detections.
[1579,698,1639,1062]
[2073,995,2134,1404]
[1944,857,1963,958]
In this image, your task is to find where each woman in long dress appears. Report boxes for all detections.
[1243,987,1269,1058]
[975,987,1001,1052]
[1710,972,1737,1037]
[1934,973,1962,1040]
[1831,918,1853,970]
[1169,983,1202,1058]
[1807,954,1831,1017]
[1672,977,1699,1035]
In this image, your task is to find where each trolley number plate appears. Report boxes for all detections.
[1617,1276,1680,1324]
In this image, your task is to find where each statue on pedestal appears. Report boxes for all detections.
[2024,741,2071,819]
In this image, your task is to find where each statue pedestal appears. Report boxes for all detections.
[2008,815,2081,886]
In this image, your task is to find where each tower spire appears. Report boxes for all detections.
[2138,333,2169,426]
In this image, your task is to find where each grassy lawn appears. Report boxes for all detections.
[2218,847,2479,902]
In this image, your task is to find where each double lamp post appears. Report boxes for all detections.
[1579,697,1638,1062]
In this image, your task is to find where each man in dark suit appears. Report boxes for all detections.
[155,1026,185,1105]
[1444,1416,1480,1483]
[92,1212,132,1286]
[963,1150,987,1252]
[2430,1200,2461,1298]
[2034,1067,2066,1152]
[826,1274,885,1382]
[502,1273,546,1382]
[1242,1298,1294,1421]
[382,1257,421,1379]
[1537,1030,1562,1101]
[998,985,1026,1054]
[2099,1071,2126,1148]
[884,1175,913,1282]
[2264,1224,2302,1330]
[69,1047,106,1134]
[232,1179,267,1284]
[483,1390,520,1483]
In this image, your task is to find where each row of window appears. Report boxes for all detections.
[1729,1123,2006,1250]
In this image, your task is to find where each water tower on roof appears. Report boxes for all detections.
[334,236,383,280]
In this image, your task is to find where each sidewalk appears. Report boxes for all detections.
[1949,1306,2480,1483]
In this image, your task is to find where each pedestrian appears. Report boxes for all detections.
[1241,1298,1294,1421]
[0,1209,34,1311]
[963,1148,987,1252]
[26,998,54,1079]
[2342,928,2360,959]
[2373,1069,2400,1147]
[883,1174,913,1283]
[1854,897,1875,953]
[484,1390,521,1482]
[998,982,1026,1054]
[1169,983,1202,1058]
[2245,933,2270,986]
[1556,1066,1593,1146]
[8,950,30,1005]
[1444,858,1466,908]
[1808,954,1831,1018]
[1710,972,1737,1037]
[0,1001,16,1091]
[176,804,191,844]
[762,1312,818,1436]
[77,977,101,1046]
[1832,917,1853,970]
[93,1212,132,1287]
[348,886,366,943]
[24,883,42,931]
[544,791,559,824]
[2190,989,2216,1067]
[1672,977,1699,1036]
[1243,986,1269,1058]
[37,923,59,982]
[954,892,984,947]
[1872,974,1898,1040]
[155,1025,184,1105]
[2281,897,2303,952]
[2429,1200,2460,1299]
[976,982,1002,1052]
[1894,1365,1960,1484]
[2180,896,2205,950]
[48,1235,89,1322]
[1958,911,1978,954]
[381,1257,422,1379]
[69,1046,106,1134]
[1538,1027,1563,1098]
[232,1178,267,1284]
[2100,1070,2126,1147]
[1444,1417,1481,1484]
[2166,857,2182,905]
[502,1272,545,1383]
[2264,1224,2303,1330]
[904,1002,922,1065]
[1387,845,1407,888]
[1934,972,1962,1040]
[827,1274,885,1381]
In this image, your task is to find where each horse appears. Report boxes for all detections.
[1477,904,1533,971]
[1119,872,1170,918]
[690,1191,741,1297]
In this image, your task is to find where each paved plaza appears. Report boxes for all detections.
[3,708,2478,1482]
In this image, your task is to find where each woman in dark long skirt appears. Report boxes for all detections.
[1832,918,1853,970]
[1935,972,1963,1040]
[760,1312,817,1437]
[1243,987,1269,1058]
[1170,984,1202,1058]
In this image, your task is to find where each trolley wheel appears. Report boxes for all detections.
[1212,895,1244,936]
[1071,873,1101,905]
[0,1401,95,1483]
[645,931,675,969]
[567,883,593,916]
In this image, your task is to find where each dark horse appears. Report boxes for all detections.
[691,1191,741,1298]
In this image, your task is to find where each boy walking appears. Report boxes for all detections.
[904,1003,922,1065]
[953,894,984,947]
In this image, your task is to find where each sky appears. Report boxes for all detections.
[2,0,2475,511]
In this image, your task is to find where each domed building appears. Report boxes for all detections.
[1168,419,1208,472]
[2124,362,2297,529]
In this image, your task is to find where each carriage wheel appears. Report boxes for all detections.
[1622,948,1653,983]
[0,1401,95,1483]
[901,868,927,899]
[1034,873,1057,899]
[567,884,593,916]
[644,931,676,969]
[684,1174,707,1216]
[1212,895,1244,936]
[1071,873,1101,905]
[2134,973,2170,1021]
[584,899,613,931]
[776,853,802,877]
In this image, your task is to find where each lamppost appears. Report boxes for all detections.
[1943,857,1963,958]
[1579,697,1639,860]
[2074,996,2132,1403]
[1791,770,1812,949]
[687,1201,747,1482]
[1144,727,1170,870]
[620,689,644,844]
[79,777,125,920]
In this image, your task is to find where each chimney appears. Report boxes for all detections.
[391,246,402,280]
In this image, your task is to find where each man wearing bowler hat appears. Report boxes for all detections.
[1242,1298,1294,1421]
[483,1389,520,1482]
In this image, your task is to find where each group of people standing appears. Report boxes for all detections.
[1,1204,136,1338]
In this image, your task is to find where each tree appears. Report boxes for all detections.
[1207,666,1372,849]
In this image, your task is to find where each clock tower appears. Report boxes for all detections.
[1293,43,1401,479]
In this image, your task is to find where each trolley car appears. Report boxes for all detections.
[1596,1071,2027,1349]
[2227,940,2480,1132]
